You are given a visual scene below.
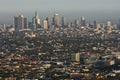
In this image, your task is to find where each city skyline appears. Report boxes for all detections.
[0,0,120,79]
[0,0,120,24]
[0,11,120,25]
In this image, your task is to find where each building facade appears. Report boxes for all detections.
[14,15,27,31]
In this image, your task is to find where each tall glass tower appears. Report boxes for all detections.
[14,15,27,32]
[32,11,41,29]
[81,16,86,26]
[53,14,60,27]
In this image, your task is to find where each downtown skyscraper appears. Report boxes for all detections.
[81,16,86,26]
[32,11,41,29]
[14,15,27,32]
[43,20,48,29]
[46,17,51,29]
[61,16,67,27]
[53,14,60,27]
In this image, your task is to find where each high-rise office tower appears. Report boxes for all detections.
[107,21,112,27]
[43,20,48,29]
[74,19,79,27]
[61,16,67,26]
[81,16,86,26]
[53,14,60,27]
[46,17,51,29]
[24,18,28,29]
[107,21,112,32]
[52,17,55,25]
[14,15,27,31]
[32,17,37,30]
[32,11,41,29]
[94,20,97,28]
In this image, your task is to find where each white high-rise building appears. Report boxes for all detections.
[43,20,48,29]
[107,21,112,27]
[53,14,60,27]
[46,17,51,28]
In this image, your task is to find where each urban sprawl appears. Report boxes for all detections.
[0,11,120,80]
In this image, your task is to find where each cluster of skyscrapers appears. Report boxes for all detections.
[14,11,87,31]
[13,11,118,33]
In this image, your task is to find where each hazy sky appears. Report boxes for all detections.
[0,0,120,24]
